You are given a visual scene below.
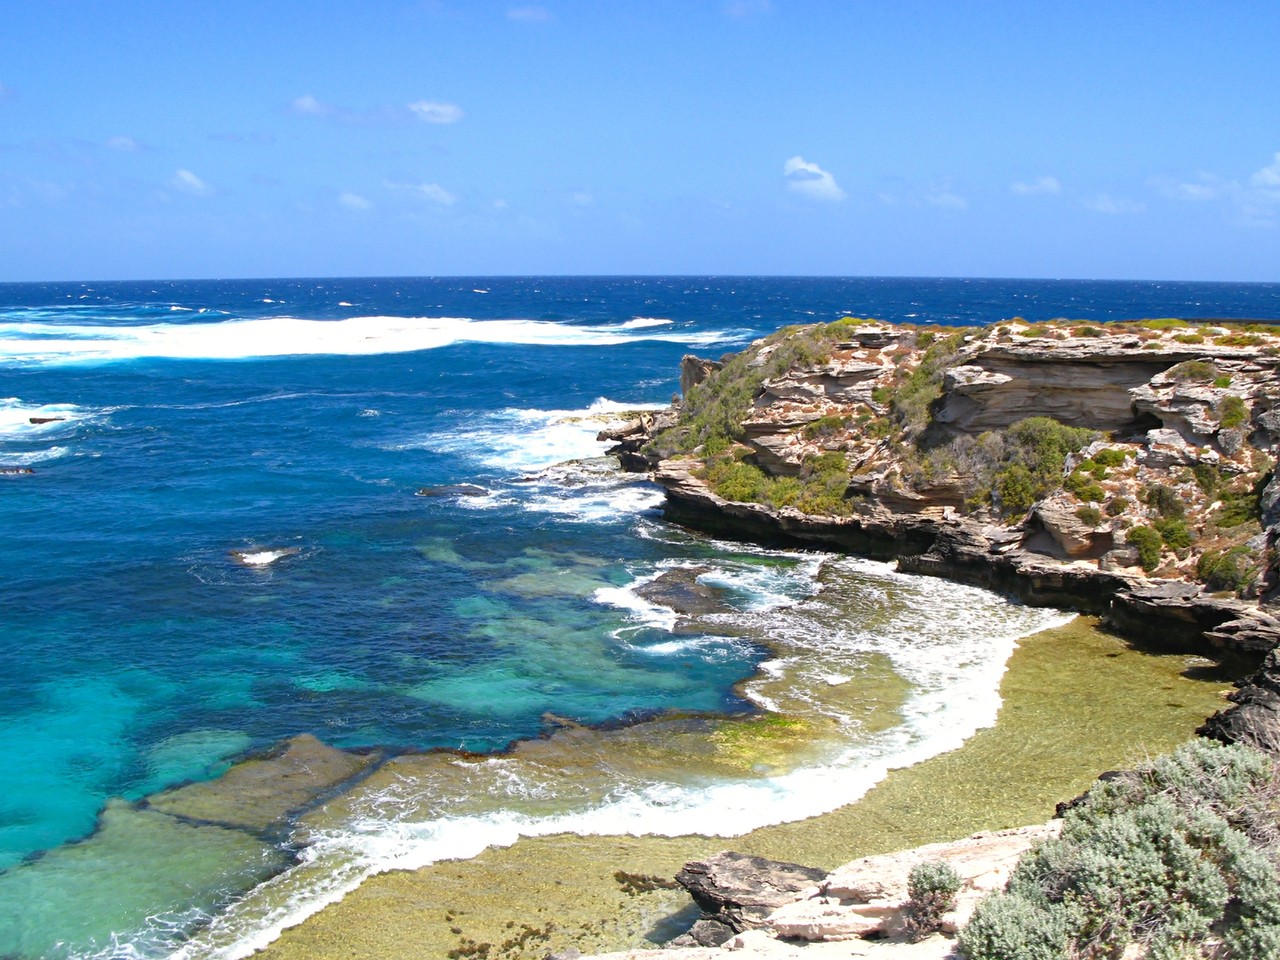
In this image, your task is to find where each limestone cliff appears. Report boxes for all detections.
[602,317,1280,668]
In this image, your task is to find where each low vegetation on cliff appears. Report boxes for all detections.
[648,316,1279,597]
[959,738,1280,959]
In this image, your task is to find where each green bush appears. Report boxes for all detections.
[1075,506,1102,527]
[1192,462,1221,495]
[963,740,1280,960]
[802,414,848,439]
[1215,374,1234,388]
[1144,484,1185,519]
[904,860,963,941]
[995,464,1037,517]
[1218,395,1249,429]
[1127,526,1163,571]
[706,459,768,503]
[1197,546,1259,593]
[1105,497,1129,516]
[959,893,1069,960]
[1092,448,1128,468]
[1169,360,1217,381]
[1154,517,1193,550]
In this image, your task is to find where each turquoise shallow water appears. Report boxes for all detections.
[1,276,1278,958]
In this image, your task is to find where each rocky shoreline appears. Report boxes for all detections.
[602,318,1280,746]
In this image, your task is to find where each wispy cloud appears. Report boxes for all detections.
[1252,152,1280,198]
[783,156,845,202]
[1011,175,1061,196]
[507,5,551,22]
[569,191,593,206]
[1146,152,1280,226]
[386,180,457,205]
[408,100,464,124]
[292,94,464,126]
[340,192,371,210]
[105,135,144,152]
[170,169,212,197]
[291,94,331,118]
[1085,193,1142,215]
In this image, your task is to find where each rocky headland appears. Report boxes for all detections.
[604,316,1280,737]
[593,316,1280,959]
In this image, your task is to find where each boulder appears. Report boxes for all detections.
[415,484,490,498]
[675,851,826,932]
[1199,646,1280,755]
[635,567,732,618]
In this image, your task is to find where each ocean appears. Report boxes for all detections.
[1,276,1277,958]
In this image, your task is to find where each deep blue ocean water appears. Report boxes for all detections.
[1,276,1278,958]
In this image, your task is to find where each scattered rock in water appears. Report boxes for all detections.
[28,416,66,425]
[0,467,34,475]
[635,567,733,618]
[415,484,490,498]
[146,733,378,832]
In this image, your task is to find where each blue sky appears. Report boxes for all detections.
[2,0,1278,282]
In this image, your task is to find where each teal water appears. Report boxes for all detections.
[1,276,1277,957]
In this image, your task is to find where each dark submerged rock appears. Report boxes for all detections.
[415,484,490,498]
[634,566,732,618]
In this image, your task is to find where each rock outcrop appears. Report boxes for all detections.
[579,824,1059,960]
[616,320,1280,673]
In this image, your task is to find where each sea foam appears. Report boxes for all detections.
[0,315,736,366]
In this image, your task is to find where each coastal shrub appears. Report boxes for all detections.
[886,332,966,434]
[1198,545,1259,593]
[1218,333,1267,347]
[1072,325,1103,338]
[706,458,768,503]
[959,893,1068,960]
[1143,484,1185,519]
[1215,374,1234,388]
[1154,517,1193,551]
[904,860,962,941]
[1138,318,1191,330]
[994,464,1037,517]
[1218,394,1249,429]
[1127,526,1163,571]
[1074,506,1102,527]
[1192,462,1221,495]
[802,413,848,439]
[1091,447,1129,468]
[1174,333,1207,344]
[1169,359,1217,381]
[1106,496,1129,517]
[1215,474,1268,529]
[1065,472,1105,503]
[963,740,1280,960]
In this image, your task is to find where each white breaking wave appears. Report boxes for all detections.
[409,398,664,474]
[0,315,735,366]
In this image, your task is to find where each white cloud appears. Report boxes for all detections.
[387,180,457,205]
[408,100,463,124]
[170,169,212,197]
[1252,152,1280,197]
[1150,174,1224,202]
[106,135,141,152]
[507,5,551,22]
[340,192,371,210]
[1085,193,1142,215]
[783,156,845,202]
[291,94,331,117]
[1011,176,1061,196]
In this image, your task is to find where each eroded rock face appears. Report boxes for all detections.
[1200,647,1280,755]
[675,851,826,933]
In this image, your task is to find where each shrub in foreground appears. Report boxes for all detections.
[960,740,1280,960]
[903,860,962,940]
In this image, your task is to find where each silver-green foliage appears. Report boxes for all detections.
[959,739,1280,960]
